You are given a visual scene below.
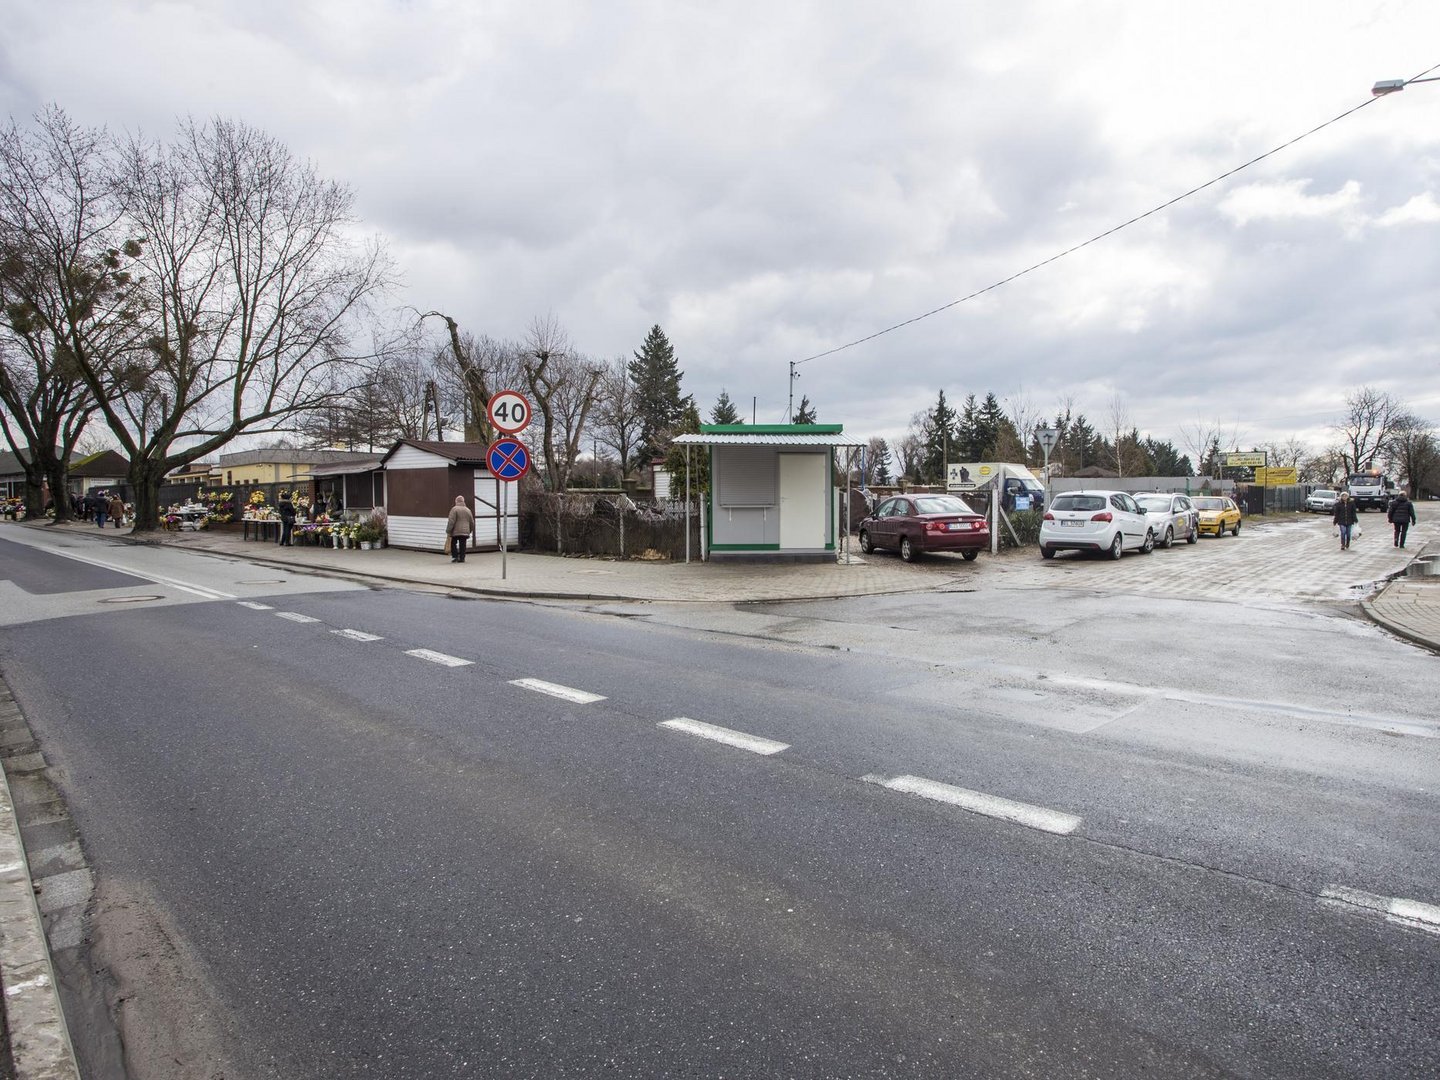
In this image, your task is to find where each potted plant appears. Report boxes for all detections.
[354,523,380,550]
[367,507,389,547]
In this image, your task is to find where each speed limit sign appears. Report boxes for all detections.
[487,390,532,435]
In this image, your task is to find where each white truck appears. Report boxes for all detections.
[946,462,1046,512]
[1345,470,1393,512]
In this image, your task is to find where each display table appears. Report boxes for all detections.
[241,517,282,541]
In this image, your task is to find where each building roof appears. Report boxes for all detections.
[673,432,865,448]
[70,450,130,477]
[379,439,492,467]
[0,449,30,477]
[217,447,384,467]
[308,456,385,477]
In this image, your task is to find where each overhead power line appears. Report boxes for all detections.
[792,73,1432,369]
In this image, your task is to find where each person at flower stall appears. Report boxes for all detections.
[278,491,297,547]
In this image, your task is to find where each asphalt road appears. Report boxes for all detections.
[1,529,1437,1078]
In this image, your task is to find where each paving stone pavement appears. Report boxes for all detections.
[10,513,1439,649]
[985,513,1439,605]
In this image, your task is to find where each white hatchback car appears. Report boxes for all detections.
[1040,490,1155,560]
[1133,492,1199,548]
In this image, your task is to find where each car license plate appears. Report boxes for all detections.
[947,522,964,531]
[1062,520,1084,527]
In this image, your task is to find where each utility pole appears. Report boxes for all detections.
[788,361,798,422]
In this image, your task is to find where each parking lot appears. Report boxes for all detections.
[963,513,1437,605]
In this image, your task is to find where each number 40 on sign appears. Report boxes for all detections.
[487,390,531,435]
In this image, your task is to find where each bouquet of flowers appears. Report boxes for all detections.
[198,488,237,525]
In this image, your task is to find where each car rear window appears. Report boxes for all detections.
[913,496,972,515]
[1052,495,1105,512]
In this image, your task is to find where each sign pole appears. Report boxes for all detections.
[501,480,508,580]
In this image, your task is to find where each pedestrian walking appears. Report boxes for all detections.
[94,490,109,528]
[107,493,125,528]
[1332,491,1358,550]
[1388,491,1417,549]
[446,495,475,563]
[278,492,296,546]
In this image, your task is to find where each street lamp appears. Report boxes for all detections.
[1373,75,1440,96]
[1036,427,1058,509]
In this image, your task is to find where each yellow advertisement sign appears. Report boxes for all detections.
[1254,467,1297,485]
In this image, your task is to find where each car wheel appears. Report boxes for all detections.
[962,549,979,562]
[1162,526,1174,549]
[859,529,873,554]
[1233,520,1241,536]
[1141,529,1155,554]
[1040,546,1056,559]
[900,535,917,562]
[1213,523,1225,538]
[1186,524,1198,544]
[1109,532,1124,560]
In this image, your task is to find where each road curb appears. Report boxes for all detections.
[0,682,79,1080]
[1360,589,1440,655]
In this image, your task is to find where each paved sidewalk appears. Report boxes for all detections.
[1362,537,1440,654]
[19,520,977,603]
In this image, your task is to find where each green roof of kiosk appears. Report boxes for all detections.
[700,424,844,435]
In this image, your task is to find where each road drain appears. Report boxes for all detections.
[99,595,164,604]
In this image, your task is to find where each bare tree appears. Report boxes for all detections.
[593,355,643,479]
[298,323,441,449]
[1299,447,1347,485]
[1387,414,1440,497]
[1258,436,1309,469]
[1180,418,1245,478]
[1105,393,1131,478]
[1003,390,1042,465]
[521,315,604,492]
[1334,385,1401,475]
[0,107,138,519]
[897,408,931,482]
[67,117,392,529]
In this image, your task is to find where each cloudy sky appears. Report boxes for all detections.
[3,1,1438,458]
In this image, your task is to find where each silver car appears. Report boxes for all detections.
[1306,488,1339,513]
[1133,492,1199,548]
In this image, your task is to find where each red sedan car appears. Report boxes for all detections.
[858,494,990,562]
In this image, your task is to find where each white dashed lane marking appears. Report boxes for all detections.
[236,601,273,611]
[405,648,473,667]
[509,678,606,704]
[660,718,789,756]
[1321,886,1440,936]
[275,611,320,624]
[331,629,383,642]
[865,774,1082,835]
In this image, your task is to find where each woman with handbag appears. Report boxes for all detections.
[1332,491,1358,550]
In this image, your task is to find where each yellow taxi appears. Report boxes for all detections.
[1192,496,1241,537]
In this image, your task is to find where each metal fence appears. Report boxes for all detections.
[523,493,701,560]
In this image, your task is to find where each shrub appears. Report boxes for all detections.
[1000,508,1045,549]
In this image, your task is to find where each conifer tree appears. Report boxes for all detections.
[923,390,958,482]
[792,394,818,424]
[628,324,684,462]
[711,388,741,425]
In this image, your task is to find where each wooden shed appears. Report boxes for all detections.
[379,440,520,553]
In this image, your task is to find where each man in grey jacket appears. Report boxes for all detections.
[446,496,475,562]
